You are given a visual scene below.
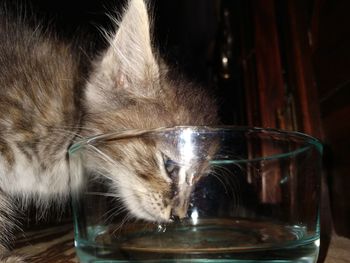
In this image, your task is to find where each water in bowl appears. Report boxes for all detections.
[74,218,319,263]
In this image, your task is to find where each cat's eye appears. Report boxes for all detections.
[162,154,179,180]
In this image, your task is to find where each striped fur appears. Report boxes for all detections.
[0,0,218,261]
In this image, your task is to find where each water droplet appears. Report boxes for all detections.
[157,223,167,233]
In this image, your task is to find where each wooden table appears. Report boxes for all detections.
[14,223,77,263]
[13,223,350,263]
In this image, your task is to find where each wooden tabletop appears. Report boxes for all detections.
[13,223,350,263]
[14,223,78,263]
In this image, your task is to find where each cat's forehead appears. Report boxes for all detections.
[93,128,218,167]
[146,129,218,164]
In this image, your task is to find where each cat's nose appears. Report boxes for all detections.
[170,207,187,222]
[170,212,181,222]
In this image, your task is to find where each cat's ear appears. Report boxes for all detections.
[88,0,159,99]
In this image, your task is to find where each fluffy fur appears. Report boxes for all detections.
[0,0,218,261]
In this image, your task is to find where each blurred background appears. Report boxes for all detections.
[3,0,350,261]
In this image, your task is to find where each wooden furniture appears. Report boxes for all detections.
[226,0,335,261]
[217,0,350,260]
[234,0,350,244]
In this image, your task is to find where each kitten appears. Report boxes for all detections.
[0,0,217,261]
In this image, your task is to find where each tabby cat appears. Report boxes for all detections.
[0,0,217,261]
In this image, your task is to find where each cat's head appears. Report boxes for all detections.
[85,128,219,223]
[81,0,218,222]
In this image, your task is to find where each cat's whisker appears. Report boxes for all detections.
[91,172,151,197]
[211,170,238,202]
[88,169,116,184]
[45,128,84,139]
[112,213,134,235]
[209,170,229,194]
[87,170,152,199]
[209,164,242,207]
[102,205,128,225]
[109,188,150,198]
[86,189,147,201]
[48,125,98,132]
[212,164,241,190]
[85,191,118,198]
[215,152,261,174]
[88,148,150,186]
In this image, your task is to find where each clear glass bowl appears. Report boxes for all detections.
[69,126,322,263]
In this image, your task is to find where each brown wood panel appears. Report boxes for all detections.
[251,0,288,203]
[238,0,334,254]
[238,1,261,128]
[286,0,323,138]
[251,0,286,129]
[283,2,332,261]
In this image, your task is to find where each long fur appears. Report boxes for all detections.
[0,0,218,261]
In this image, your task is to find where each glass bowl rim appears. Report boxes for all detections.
[68,125,323,162]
